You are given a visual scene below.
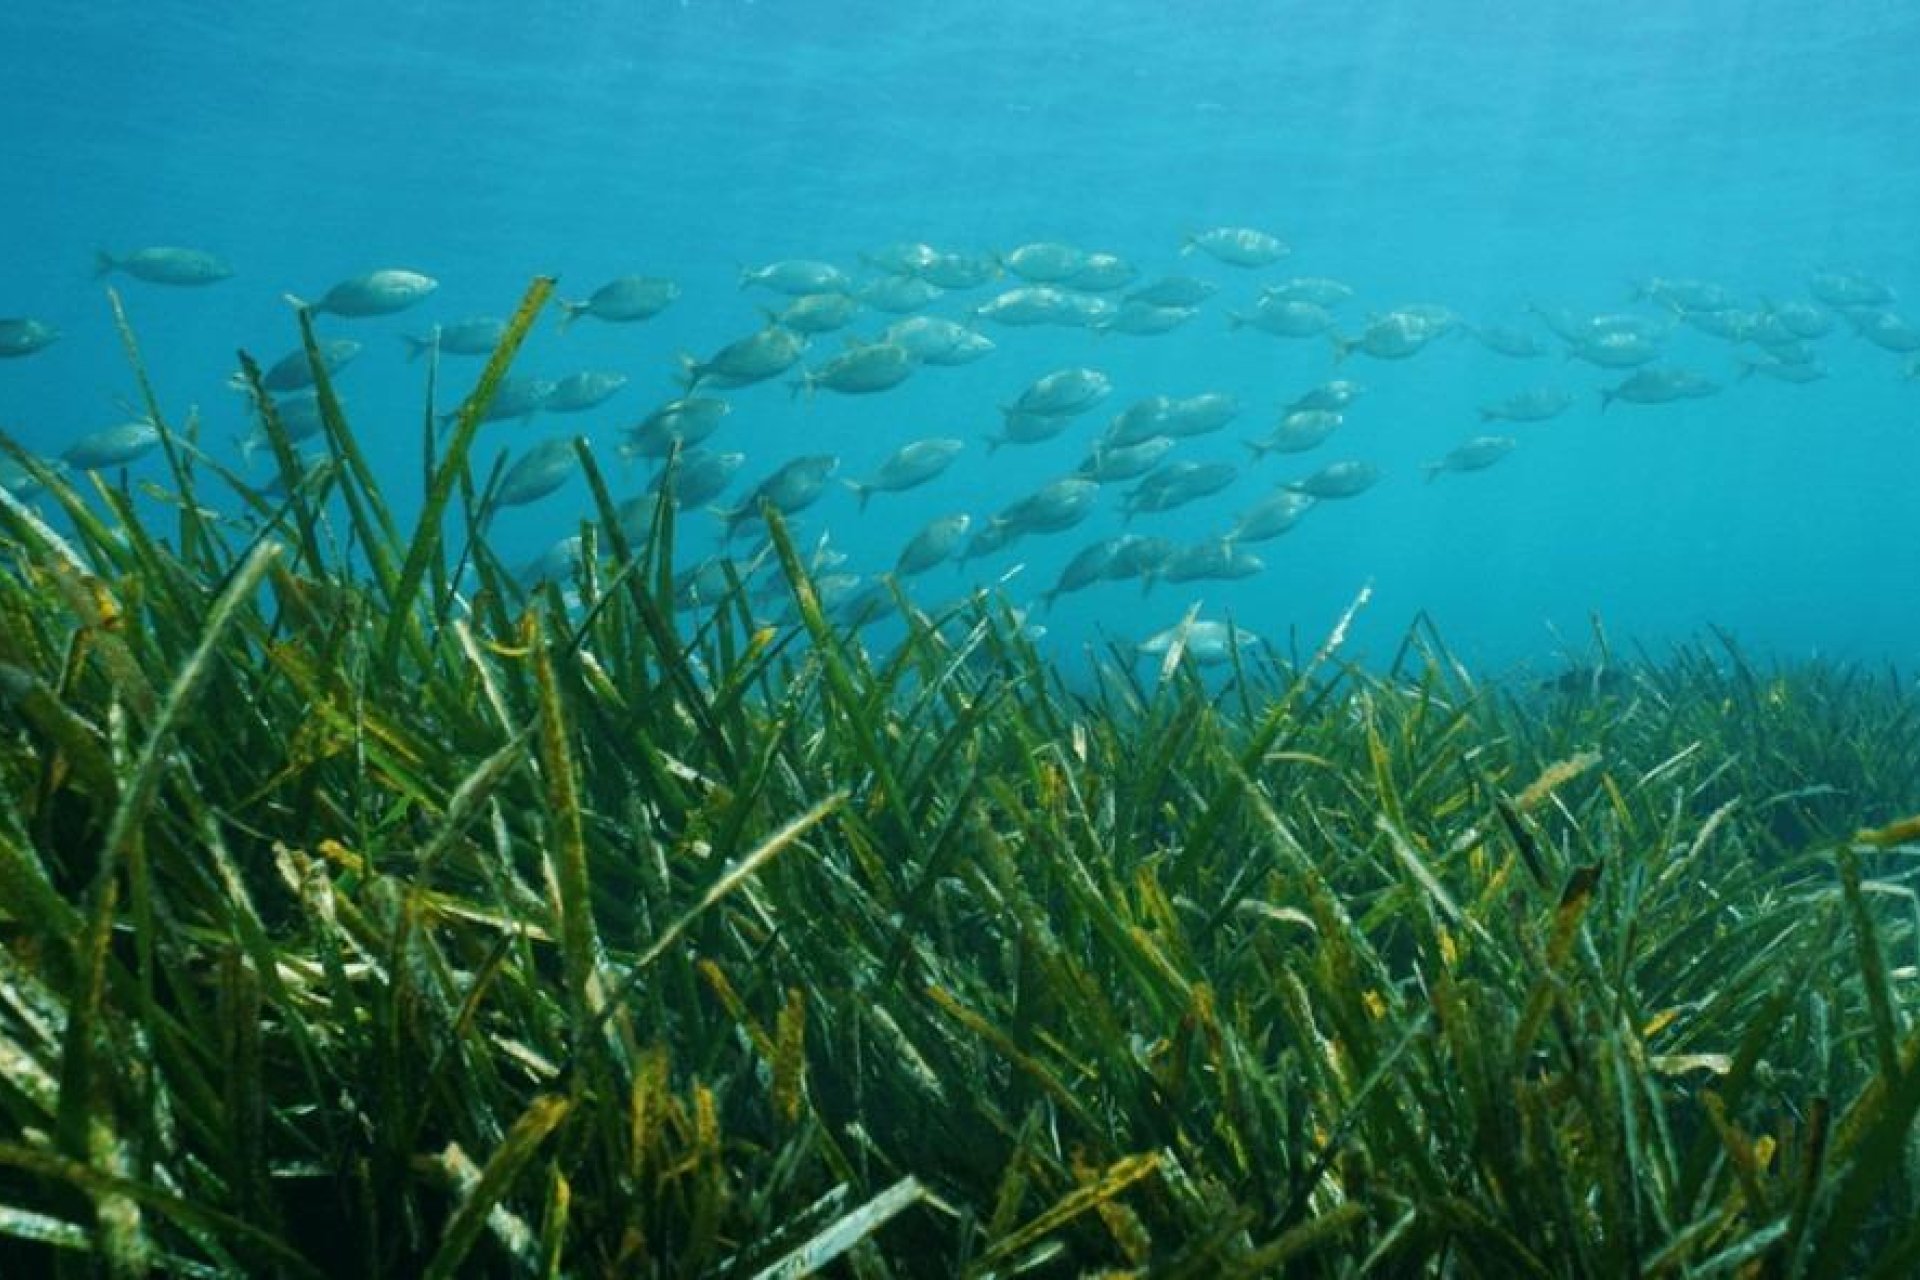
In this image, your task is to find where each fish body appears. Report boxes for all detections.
[1125,460,1239,518]
[96,246,232,286]
[494,437,580,508]
[622,397,730,459]
[253,338,360,392]
[1635,277,1737,313]
[293,269,438,317]
[1567,329,1662,368]
[881,316,995,364]
[915,251,1001,290]
[1471,323,1548,358]
[1286,380,1364,415]
[1334,310,1447,362]
[1809,270,1894,309]
[859,275,943,313]
[895,513,971,576]
[721,454,839,537]
[63,419,163,469]
[1230,298,1334,337]
[1096,302,1197,336]
[1138,619,1262,665]
[973,285,1082,327]
[1126,276,1217,308]
[768,292,861,334]
[1006,367,1111,418]
[1248,409,1342,458]
[1850,310,1920,354]
[846,438,962,508]
[1067,252,1139,292]
[992,477,1100,539]
[1156,540,1264,584]
[403,317,507,360]
[1478,388,1575,423]
[1286,460,1380,499]
[1078,435,1175,482]
[1599,366,1721,409]
[650,449,745,507]
[794,341,916,398]
[0,318,61,358]
[545,370,630,414]
[1003,241,1088,283]
[1263,276,1354,307]
[1422,435,1517,482]
[558,275,679,328]
[682,326,808,390]
[1183,227,1289,267]
[741,260,850,295]
[1041,537,1128,607]
[1227,490,1315,543]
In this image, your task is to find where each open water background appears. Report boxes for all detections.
[4,0,1918,674]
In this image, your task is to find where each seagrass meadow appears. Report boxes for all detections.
[2,284,1920,1277]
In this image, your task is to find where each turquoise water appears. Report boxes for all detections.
[4,0,1918,673]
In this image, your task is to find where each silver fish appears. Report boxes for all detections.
[1599,366,1720,409]
[1005,367,1111,418]
[895,513,971,577]
[1226,490,1315,544]
[1067,252,1139,292]
[720,454,839,538]
[650,449,745,507]
[1183,227,1289,267]
[792,341,915,398]
[251,338,360,393]
[1126,276,1217,308]
[1002,241,1089,283]
[0,318,60,358]
[845,438,963,509]
[1095,302,1197,336]
[1247,409,1342,458]
[1286,460,1380,499]
[1138,619,1263,666]
[63,419,163,469]
[1287,380,1364,415]
[558,275,679,329]
[1478,388,1575,423]
[741,260,850,295]
[290,269,438,318]
[546,370,630,414]
[1229,298,1334,337]
[859,275,944,313]
[1422,435,1517,482]
[494,437,580,508]
[1154,540,1265,585]
[402,317,507,361]
[767,292,862,334]
[1471,323,1548,358]
[1124,460,1239,519]
[681,326,808,390]
[1078,435,1175,482]
[915,251,1001,290]
[1261,277,1353,307]
[95,246,232,286]
[622,397,731,459]
[881,316,995,365]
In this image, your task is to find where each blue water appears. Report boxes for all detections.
[5,0,1918,675]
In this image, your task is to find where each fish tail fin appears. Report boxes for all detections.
[1598,390,1614,412]
[1330,334,1353,364]
[674,352,702,392]
[1226,313,1245,332]
[93,250,118,279]
[736,265,758,290]
[1178,235,1197,257]
[843,479,872,511]
[1421,461,1444,484]
[235,432,260,468]
[399,333,434,363]
[1477,407,1495,422]
[283,293,312,313]
[556,300,586,332]
[1242,439,1266,461]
